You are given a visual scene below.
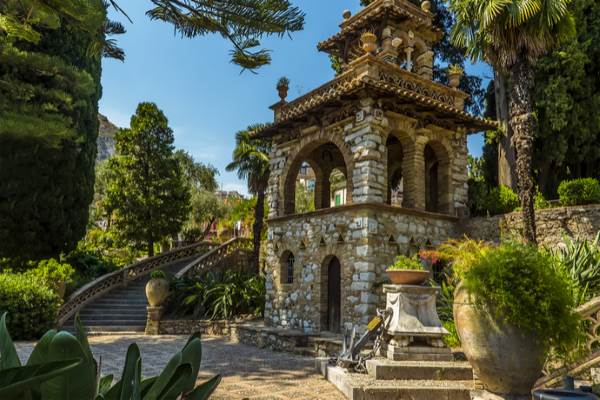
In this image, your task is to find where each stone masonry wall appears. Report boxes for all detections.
[264,204,457,333]
[461,204,600,249]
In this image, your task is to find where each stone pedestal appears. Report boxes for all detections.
[145,306,164,335]
[382,284,449,361]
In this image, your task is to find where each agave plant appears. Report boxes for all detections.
[0,313,220,400]
[551,232,600,305]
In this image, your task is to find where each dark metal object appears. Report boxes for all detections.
[332,308,392,372]
[532,389,599,399]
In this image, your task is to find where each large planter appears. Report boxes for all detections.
[145,278,170,307]
[454,284,546,396]
[385,270,430,285]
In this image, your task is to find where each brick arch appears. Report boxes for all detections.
[423,139,453,215]
[280,135,354,215]
[385,129,416,208]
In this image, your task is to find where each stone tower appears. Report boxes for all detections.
[254,0,495,334]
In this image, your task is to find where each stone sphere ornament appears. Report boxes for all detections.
[343,10,352,20]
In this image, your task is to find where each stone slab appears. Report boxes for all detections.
[366,358,473,381]
[323,365,473,400]
[381,344,454,361]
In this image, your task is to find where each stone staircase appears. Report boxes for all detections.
[63,261,188,334]
[322,358,475,400]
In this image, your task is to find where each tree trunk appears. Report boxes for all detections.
[148,239,155,257]
[202,217,216,240]
[495,72,518,191]
[509,59,537,244]
[252,184,266,272]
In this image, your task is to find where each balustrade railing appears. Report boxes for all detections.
[176,237,253,280]
[58,241,217,325]
[536,296,600,389]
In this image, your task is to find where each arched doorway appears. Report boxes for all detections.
[423,141,451,214]
[321,256,341,333]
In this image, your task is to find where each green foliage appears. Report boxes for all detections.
[62,248,120,295]
[185,189,228,242]
[169,272,265,320]
[387,255,424,271]
[295,182,315,214]
[442,320,461,348]
[469,184,520,216]
[151,270,167,280]
[276,77,290,90]
[550,233,600,305]
[0,313,220,399]
[80,227,141,267]
[0,0,106,260]
[174,150,219,193]
[558,178,600,206]
[453,241,582,353]
[0,275,61,340]
[145,0,305,71]
[105,103,191,256]
[26,259,75,295]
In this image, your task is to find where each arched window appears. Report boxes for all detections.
[386,136,404,206]
[281,251,295,284]
[423,141,451,214]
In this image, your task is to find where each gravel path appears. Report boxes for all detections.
[16,335,344,400]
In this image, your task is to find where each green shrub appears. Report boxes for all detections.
[483,186,520,215]
[558,178,600,206]
[0,273,61,339]
[455,241,582,354]
[26,259,74,295]
[387,255,424,271]
[442,320,461,348]
[151,270,167,280]
[535,190,552,209]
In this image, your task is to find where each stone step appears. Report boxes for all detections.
[76,319,146,326]
[366,359,473,381]
[78,316,147,323]
[323,365,472,400]
[79,311,146,317]
[85,303,148,308]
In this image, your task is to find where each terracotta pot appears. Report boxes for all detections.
[361,32,378,54]
[385,269,430,285]
[145,278,170,307]
[454,284,546,396]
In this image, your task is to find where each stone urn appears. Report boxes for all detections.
[145,273,170,307]
[448,66,464,89]
[361,31,378,54]
[385,270,430,285]
[454,284,546,396]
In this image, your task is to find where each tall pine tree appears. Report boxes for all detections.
[0,0,107,261]
[106,103,190,257]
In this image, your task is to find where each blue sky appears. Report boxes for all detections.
[100,0,492,195]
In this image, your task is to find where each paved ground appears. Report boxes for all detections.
[16,335,344,400]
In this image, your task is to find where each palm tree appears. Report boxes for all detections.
[449,0,575,244]
[226,125,271,269]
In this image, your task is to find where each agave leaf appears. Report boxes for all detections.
[179,337,202,393]
[26,329,57,366]
[40,331,98,400]
[185,374,222,400]
[98,375,114,396]
[141,349,183,398]
[0,359,81,398]
[102,381,122,400]
[140,376,158,397]
[74,314,94,362]
[118,344,141,400]
[156,363,193,399]
[0,313,21,370]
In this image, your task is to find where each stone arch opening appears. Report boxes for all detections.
[386,135,404,206]
[424,141,451,214]
[320,255,342,333]
[280,250,295,284]
[283,142,351,215]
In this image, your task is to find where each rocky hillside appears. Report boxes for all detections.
[97,114,118,163]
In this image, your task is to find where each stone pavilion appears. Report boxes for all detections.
[254,0,496,334]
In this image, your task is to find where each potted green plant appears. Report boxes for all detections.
[447,64,463,88]
[442,240,582,397]
[385,255,430,285]
[276,77,290,101]
[145,270,170,307]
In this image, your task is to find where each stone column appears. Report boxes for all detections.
[145,306,164,335]
[267,142,288,218]
[346,98,388,205]
[403,134,428,210]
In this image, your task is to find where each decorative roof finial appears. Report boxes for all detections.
[276,77,290,102]
[421,0,431,12]
[343,10,352,20]
[360,31,378,54]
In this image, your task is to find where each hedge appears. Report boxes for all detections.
[558,178,600,206]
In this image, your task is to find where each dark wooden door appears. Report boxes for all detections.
[327,257,341,333]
